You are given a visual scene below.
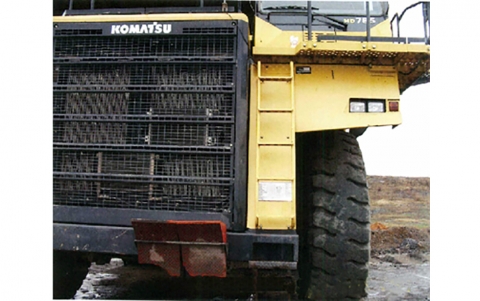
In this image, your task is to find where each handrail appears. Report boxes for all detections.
[390,1,430,45]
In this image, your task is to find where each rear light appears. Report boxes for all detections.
[389,101,399,112]
[368,101,385,112]
[349,99,386,113]
[350,101,366,112]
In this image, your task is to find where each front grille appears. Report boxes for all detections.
[54,93,233,116]
[55,29,103,36]
[54,64,234,86]
[53,21,244,216]
[54,35,235,59]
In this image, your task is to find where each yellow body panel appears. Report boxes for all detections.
[294,64,401,132]
[258,146,294,179]
[247,62,401,229]
[259,113,293,144]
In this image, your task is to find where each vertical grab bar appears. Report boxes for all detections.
[422,2,430,44]
[307,1,312,41]
[366,1,371,42]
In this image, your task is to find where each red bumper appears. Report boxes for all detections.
[132,220,227,278]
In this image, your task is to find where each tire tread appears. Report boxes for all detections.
[300,131,370,300]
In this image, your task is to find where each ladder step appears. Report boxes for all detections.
[258,109,293,112]
[258,76,292,81]
[258,178,295,181]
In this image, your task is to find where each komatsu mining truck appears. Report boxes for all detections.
[53,0,430,299]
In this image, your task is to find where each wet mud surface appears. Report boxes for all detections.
[73,231,430,300]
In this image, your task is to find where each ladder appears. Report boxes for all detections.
[253,61,296,230]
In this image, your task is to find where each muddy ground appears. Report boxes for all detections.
[73,175,430,300]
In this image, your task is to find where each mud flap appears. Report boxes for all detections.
[132,220,227,277]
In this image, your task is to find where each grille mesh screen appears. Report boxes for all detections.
[54,93,233,116]
[54,35,234,59]
[53,22,238,213]
[54,64,234,87]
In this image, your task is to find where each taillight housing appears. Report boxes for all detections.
[388,101,399,112]
[349,99,385,113]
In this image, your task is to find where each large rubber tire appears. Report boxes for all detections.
[297,131,370,300]
[53,251,91,299]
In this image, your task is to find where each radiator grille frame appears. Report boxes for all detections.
[53,20,249,230]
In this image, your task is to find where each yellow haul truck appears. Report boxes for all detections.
[53,0,430,299]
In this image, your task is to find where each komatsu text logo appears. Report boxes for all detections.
[111,22,172,34]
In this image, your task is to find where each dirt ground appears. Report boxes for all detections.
[73,175,430,300]
[368,175,430,254]
[365,175,430,300]
[368,176,430,230]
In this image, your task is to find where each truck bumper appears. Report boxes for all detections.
[53,223,299,270]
